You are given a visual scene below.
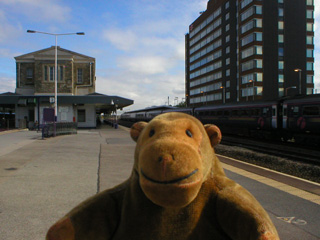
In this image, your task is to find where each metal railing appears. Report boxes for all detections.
[42,122,77,138]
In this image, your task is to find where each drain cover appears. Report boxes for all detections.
[4,167,18,171]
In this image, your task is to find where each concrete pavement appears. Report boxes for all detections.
[0,127,109,239]
[0,125,319,239]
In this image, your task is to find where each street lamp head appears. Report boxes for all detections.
[27,30,36,33]
[294,68,302,72]
[249,79,253,83]
[76,32,85,35]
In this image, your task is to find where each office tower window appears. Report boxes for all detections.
[226,46,230,54]
[241,0,253,9]
[279,48,284,57]
[306,10,314,19]
[279,8,284,17]
[279,88,284,97]
[306,36,314,45]
[226,24,230,32]
[278,34,284,43]
[278,61,284,70]
[306,0,314,6]
[307,23,314,32]
[307,62,314,71]
[307,75,313,83]
[306,49,314,58]
[278,74,284,83]
[278,21,284,29]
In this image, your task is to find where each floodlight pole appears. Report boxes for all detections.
[27,30,85,136]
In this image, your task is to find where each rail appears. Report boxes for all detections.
[42,122,77,138]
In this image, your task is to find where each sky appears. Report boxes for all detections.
[0,0,319,112]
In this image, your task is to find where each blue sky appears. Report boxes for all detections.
[0,0,319,111]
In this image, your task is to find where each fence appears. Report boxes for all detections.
[42,122,77,138]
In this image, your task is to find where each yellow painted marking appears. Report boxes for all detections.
[218,155,320,205]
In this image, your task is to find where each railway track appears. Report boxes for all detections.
[118,120,320,165]
[221,135,320,166]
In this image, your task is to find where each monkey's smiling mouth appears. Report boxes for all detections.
[140,169,199,185]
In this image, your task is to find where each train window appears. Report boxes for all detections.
[217,111,223,116]
[232,110,238,116]
[262,107,269,116]
[303,106,319,116]
[292,106,299,116]
[211,111,216,116]
[252,109,261,116]
[283,107,287,117]
[224,111,230,116]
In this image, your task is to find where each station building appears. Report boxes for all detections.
[185,0,315,106]
[0,46,133,129]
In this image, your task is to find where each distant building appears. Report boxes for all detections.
[185,0,315,106]
[0,46,133,129]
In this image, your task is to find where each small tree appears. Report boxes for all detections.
[175,101,187,108]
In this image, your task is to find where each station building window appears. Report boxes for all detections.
[77,68,83,84]
[26,68,33,79]
[77,109,86,122]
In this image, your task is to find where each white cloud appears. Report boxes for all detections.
[0,77,16,93]
[117,56,173,75]
[0,10,23,44]
[0,0,70,23]
[102,29,138,51]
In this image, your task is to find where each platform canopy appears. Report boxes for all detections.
[0,92,133,114]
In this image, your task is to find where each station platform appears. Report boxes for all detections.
[0,125,319,239]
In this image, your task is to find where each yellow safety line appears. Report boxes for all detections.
[218,154,320,205]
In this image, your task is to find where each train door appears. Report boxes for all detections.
[282,104,287,129]
[272,104,277,128]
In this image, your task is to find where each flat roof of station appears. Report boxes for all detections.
[0,92,133,114]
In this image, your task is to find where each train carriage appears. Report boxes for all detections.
[194,101,279,138]
[282,95,320,143]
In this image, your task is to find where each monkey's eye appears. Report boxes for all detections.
[149,129,155,137]
[186,130,193,138]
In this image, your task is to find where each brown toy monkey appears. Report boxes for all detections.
[47,112,279,240]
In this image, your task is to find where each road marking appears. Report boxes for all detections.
[277,217,307,225]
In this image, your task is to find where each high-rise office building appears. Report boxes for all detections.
[185,0,314,106]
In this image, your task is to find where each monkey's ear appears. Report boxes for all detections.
[130,122,148,142]
[204,124,222,147]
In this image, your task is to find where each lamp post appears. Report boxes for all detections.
[220,86,225,104]
[249,79,254,101]
[27,30,85,136]
[294,69,302,95]
[285,86,297,96]
[200,91,207,105]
